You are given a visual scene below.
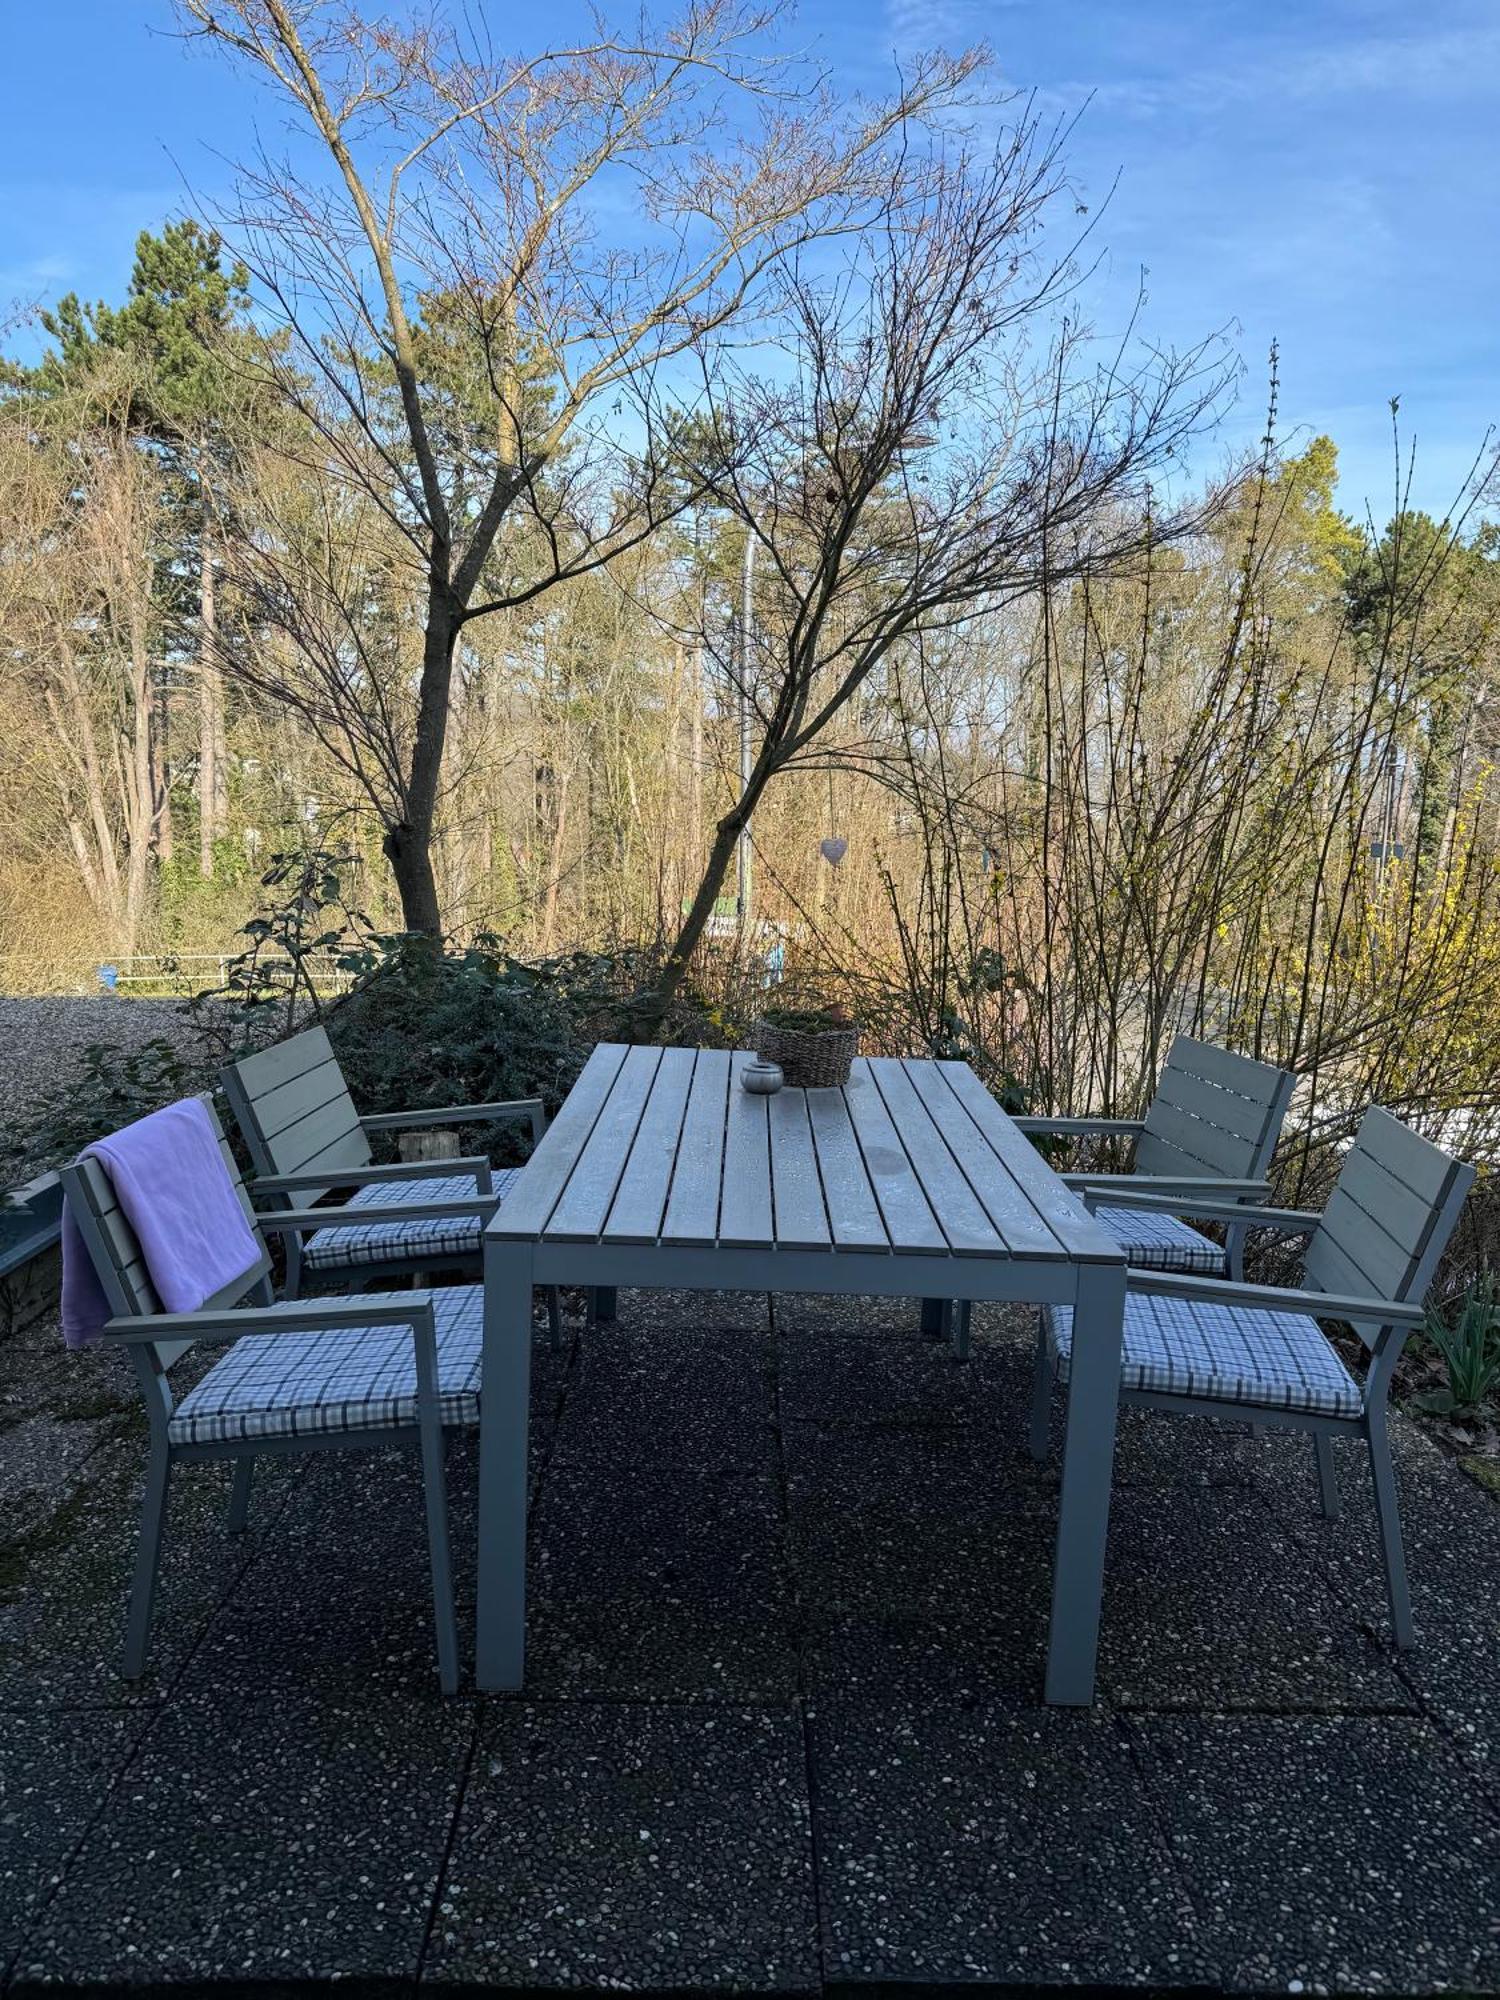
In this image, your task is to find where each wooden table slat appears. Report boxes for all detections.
[903,1060,1069,1259]
[718,1051,774,1246]
[863,1058,1007,1256]
[767,1087,832,1249]
[807,1087,890,1251]
[841,1060,949,1255]
[546,1045,664,1241]
[488,1042,630,1239]
[660,1049,733,1245]
[602,1046,699,1243]
[935,1060,1121,1261]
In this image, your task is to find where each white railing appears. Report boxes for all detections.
[0,950,358,999]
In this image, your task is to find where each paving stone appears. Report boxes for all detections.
[1127,1714,1500,1992]
[553,1307,775,1470]
[775,1315,1033,1432]
[0,1413,125,1541]
[0,1448,303,1714]
[782,1412,1057,1524]
[791,1493,1054,1700]
[0,1708,147,1980]
[525,1453,796,1698]
[1258,1421,1500,1714]
[428,1701,817,1992]
[810,1699,1209,1986]
[180,1438,480,1700]
[610,1286,770,1332]
[9,1690,472,1991]
[1097,1484,1415,1713]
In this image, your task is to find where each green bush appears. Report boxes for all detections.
[325,937,591,1161]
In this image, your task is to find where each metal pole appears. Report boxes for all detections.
[737,528,755,932]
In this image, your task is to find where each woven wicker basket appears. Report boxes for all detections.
[750,1018,859,1088]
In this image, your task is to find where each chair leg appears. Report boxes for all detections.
[227,1456,254,1536]
[418,1428,460,1696]
[1312,1432,1339,1520]
[921,1297,946,1340]
[592,1287,617,1326]
[546,1286,563,1355]
[1028,1316,1055,1463]
[123,1447,172,1680]
[1367,1416,1414,1649]
[950,1300,972,1363]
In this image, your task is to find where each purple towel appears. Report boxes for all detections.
[61,1097,262,1350]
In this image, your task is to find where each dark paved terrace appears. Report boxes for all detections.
[4,1289,1500,1995]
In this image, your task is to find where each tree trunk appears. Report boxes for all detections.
[388,586,459,935]
[637,805,750,1037]
[199,534,221,879]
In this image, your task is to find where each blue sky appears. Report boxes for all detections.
[3,0,1496,522]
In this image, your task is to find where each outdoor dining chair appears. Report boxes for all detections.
[1029,1105,1474,1648]
[59,1097,502,1694]
[221,1024,563,1344]
[1014,1035,1297,1279]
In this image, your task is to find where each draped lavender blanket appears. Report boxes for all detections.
[61,1097,262,1350]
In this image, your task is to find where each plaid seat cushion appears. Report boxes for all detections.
[1042,1292,1362,1418]
[302,1169,521,1273]
[1091,1202,1227,1275]
[169,1285,484,1446]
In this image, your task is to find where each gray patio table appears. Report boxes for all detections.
[476,1043,1128,1704]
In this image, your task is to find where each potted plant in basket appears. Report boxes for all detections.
[751,1001,860,1087]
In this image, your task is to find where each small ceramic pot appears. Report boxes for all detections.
[741,1059,785,1095]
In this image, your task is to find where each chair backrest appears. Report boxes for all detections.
[1134,1036,1296,1184]
[58,1095,273,1373]
[220,1024,373,1196]
[1304,1107,1474,1345]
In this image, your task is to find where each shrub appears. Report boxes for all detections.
[325,936,590,1161]
[1414,1277,1500,1416]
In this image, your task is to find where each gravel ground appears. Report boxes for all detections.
[0,997,211,1183]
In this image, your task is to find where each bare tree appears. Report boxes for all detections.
[0,369,169,953]
[640,113,1230,1030]
[177,0,976,932]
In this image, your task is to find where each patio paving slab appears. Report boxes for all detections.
[1126,1713,1500,1993]
[550,1298,776,1472]
[1097,1484,1416,1714]
[178,1440,481,1701]
[809,1699,1210,1988]
[0,1444,304,1716]
[426,1701,818,1993]
[525,1454,797,1700]
[8,1690,474,1994]
[5,1291,1500,1995]
[0,1708,147,1984]
[1259,1424,1500,1713]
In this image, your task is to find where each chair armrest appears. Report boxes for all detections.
[253,1157,493,1195]
[255,1197,498,1235]
[1127,1267,1426,1327]
[102,1294,437,1347]
[1064,1173,1272,1199]
[1012,1116,1146,1138]
[362,1098,546,1141]
[1082,1189,1319,1231]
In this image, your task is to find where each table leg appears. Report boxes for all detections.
[475,1237,535,1690]
[1045,1258,1126,1706]
[920,1297,946,1338]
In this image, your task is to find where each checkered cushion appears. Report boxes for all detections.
[168,1285,484,1446]
[1042,1291,1363,1418]
[302,1169,521,1274]
[1091,1202,1227,1275]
